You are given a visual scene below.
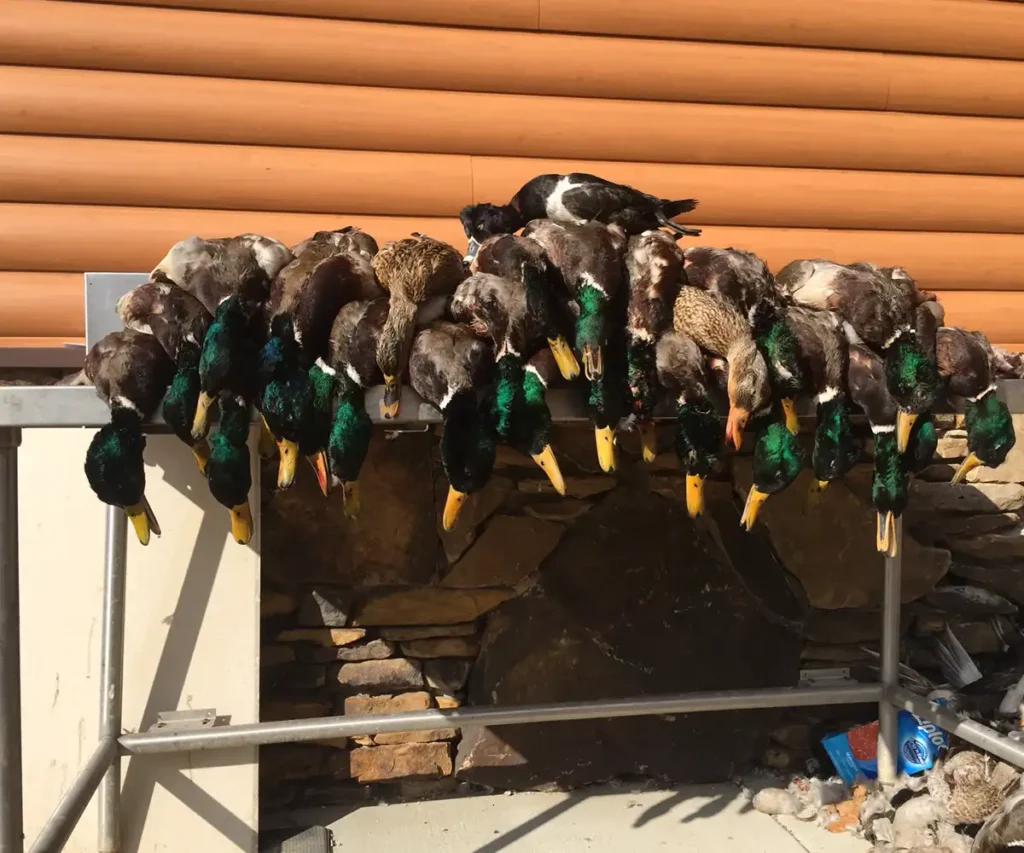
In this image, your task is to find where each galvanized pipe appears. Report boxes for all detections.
[27,738,117,853]
[0,428,22,853]
[889,686,1024,769]
[120,684,883,754]
[876,515,903,785]
[97,508,127,853]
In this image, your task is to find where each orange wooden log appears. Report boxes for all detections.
[936,291,1024,344]
[6,0,1024,118]
[0,273,82,337]
[6,67,1024,176]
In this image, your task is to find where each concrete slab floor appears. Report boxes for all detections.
[296,783,873,853]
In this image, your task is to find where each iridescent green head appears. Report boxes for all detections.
[440,390,496,531]
[194,295,253,440]
[504,366,566,495]
[493,353,525,440]
[327,379,372,518]
[674,397,723,519]
[956,390,1016,483]
[753,311,804,400]
[207,396,253,545]
[576,285,609,381]
[812,393,861,485]
[162,342,211,474]
[740,409,807,531]
[884,329,941,452]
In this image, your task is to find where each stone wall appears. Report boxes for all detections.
[260,416,1024,812]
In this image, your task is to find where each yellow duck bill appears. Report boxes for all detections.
[951,451,984,485]
[276,438,298,489]
[124,496,160,546]
[781,398,800,435]
[547,336,580,380]
[442,486,467,531]
[875,511,898,557]
[739,487,769,531]
[531,444,566,495]
[594,426,616,473]
[896,410,918,454]
[639,421,657,463]
[229,501,254,545]
[685,473,705,519]
[191,439,211,476]
[341,480,361,518]
[191,391,215,441]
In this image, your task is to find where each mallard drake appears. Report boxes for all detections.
[409,321,495,530]
[682,247,804,435]
[738,404,808,531]
[459,173,701,258]
[260,239,383,492]
[625,230,684,462]
[937,326,1015,484]
[151,233,293,438]
[672,285,771,450]
[777,259,942,454]
[84,329,175,544]
[520,219,627,383]
[655,329,723,517]
[503,348,566,495]
[372,234,467,419]
[207,394,254,545]
[469,232,579,380]
[323,296,389,517]
[847,341,936,556]
[116,279,212,473]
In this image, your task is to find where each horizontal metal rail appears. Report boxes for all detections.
[119,684,882,754]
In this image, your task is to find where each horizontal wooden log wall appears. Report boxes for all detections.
[2,0,1024,352]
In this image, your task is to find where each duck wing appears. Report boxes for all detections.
[626,231,683,339]
[784,306,847,396]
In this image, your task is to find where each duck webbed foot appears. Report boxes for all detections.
[125,495,161,546]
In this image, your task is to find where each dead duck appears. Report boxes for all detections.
[847,340,936,557]
[259,238,382,492]
[502,347,566,495]
[290,225,379,260]
[655,329,724,518]
[937,326,1015,484]
[459,173,701,259]
[116,279,213,473]
[469,232,579,380]
[323,296,389,517]
[372,234,467,419]
[777,259,942,454]
[738,402,809,532]
[625,230,684,462]
[409,321,496,530]
[683,247,804,436]
[672,285,771,451]
[973,776,1024,853]
[84,329,175,544]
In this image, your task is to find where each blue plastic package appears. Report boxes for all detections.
[821,700,948,784]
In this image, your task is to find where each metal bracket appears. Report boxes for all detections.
[799,667,853,687]
[148,709,219,733]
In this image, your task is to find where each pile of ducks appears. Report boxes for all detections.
[82,172,1016,556]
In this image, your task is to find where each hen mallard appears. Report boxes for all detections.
[937,326,1015,484]
[468,232,579,380]
[84,329,175,544]
[459,173,700,258]
[655,330,723,517]
[625,230,684,462]
[372,234,467,419]
[260,238,382,492]
[409,322,496,530]
[116,279,212,473]
[777,259,941,454]
[672,286,771,450]
[290,225,378,260]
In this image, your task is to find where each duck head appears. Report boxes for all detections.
[740,410,807,531]
[459,204,524,261]
[207,396,254,545]
[753,308,804,435]
[194,295,249,440]
[440,389,497,530]
[162,340,210,474]
[84,405,160,545]
[871,428,908,557]
[259,317,310,490]
[576,284,610,381]
[955,388,1015,484]
[674,396,723,519]
[507,365,566,495]
[492,353,526,441]
[810,388,861,490]
[883,327,941,454]
[327,381,373,518]
[725,338,771,451]
[375,299,416,420]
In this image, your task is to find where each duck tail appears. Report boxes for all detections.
[655,201,702,238]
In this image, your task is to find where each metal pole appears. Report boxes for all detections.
[98,508,126,853]
[889,686,1024,769]
[27,739,117,853]
[120,683,883,754]
[0,427,22,853]
[876,515,903,784]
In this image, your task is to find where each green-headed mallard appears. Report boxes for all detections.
[207,394,254,545]
[937,326,1015,484]
[504,348,566,495]
[409,321,495,530]
[671,286,771,451]
[682,247,804,435]
[739,404,808,531]
[260,238,382,492]
[655,329,723,517]
[323,296,389,517]
[777,259,941,454]
[469,232,579,380]
[625,230,684,462]
[372,234,467,420]
[84,329,175,544]
[116,279,212,473]
[459,173,700,258]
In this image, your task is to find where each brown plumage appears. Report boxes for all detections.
[682,246,779,321]
[116,279,211,362]
[86,329,175,415]
[626,230,684,341]
[290,226,379,260]
[937,326,996,400]
[372,234,468,419]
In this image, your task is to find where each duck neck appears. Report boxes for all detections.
[675,397,720,476]
[493,353,525,439]
[376,297,417,382]
[752,417,806,495]
[872,431,907,515]
[441,389,495,495]
[517,366,552,456]
[328,382,371,482]
[626,338,658,419]
[883,329,939,413]
[575,285,607,360]
[812,393,859,482]
[754,313,802,397]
